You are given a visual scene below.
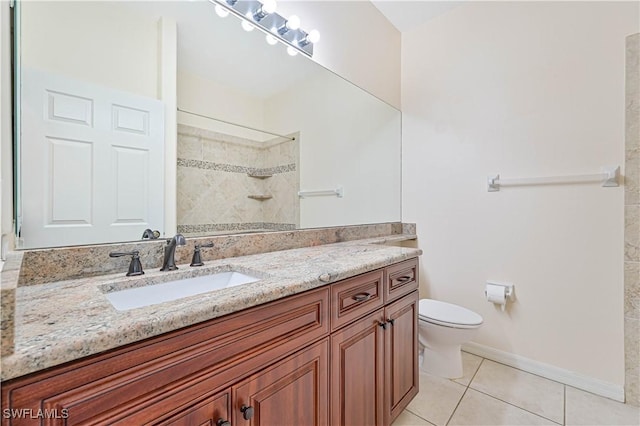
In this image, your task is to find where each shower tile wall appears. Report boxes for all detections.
[176,124,299,235]
[625,33,640,407]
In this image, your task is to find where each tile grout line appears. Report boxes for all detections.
[466,357,485,387]
[467,387,563,425]
[468,356,565,424]
[444,358,485,426]
[445,386,470,426]
[478,357,571,389]
[405,407,436,426]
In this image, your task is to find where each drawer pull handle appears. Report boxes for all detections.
[396,275,412,283]
[387,318,395,326]
[217,420,231,426]
[352,292,371,302]
[378,321,388,330]
[241,405,254,420]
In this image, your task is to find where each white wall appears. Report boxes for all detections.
[20,1,160,98]
[264,71,401,228]
[402,1,638,387]
[277,0,401,109]
[177,69,269,141]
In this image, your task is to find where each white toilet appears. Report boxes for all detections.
[418,299,483,379]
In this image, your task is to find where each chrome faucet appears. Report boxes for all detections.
[161,234,186,271]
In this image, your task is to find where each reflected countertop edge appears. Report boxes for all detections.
[1,235,421,381]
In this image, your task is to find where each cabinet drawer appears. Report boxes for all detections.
[384,258,418,303]
[331,270,384,331]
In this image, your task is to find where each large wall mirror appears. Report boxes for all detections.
[15,0,401,249]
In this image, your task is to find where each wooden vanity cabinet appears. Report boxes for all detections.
[1,257,419,426]
[329,262,419,426]
[1,288,329,426]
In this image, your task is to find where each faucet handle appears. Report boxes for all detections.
[141,229,160,239]
[190,243,214,267]
[109,251,144,277]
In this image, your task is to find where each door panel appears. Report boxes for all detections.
[384,291,419,424]
[154,392,230,426]
[331,310,385,426]
[20,68,164,248]
[234,340,329,426]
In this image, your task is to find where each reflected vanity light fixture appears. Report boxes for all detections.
[211,0,318,57]
[277,15,300,34]
[241,19,255,32]
[253,0,276,21]
[265,34,278,45]
[214,4,229,17]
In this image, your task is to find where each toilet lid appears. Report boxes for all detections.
[419,299,483,328]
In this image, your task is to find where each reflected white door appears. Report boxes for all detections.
[20,69,164,248]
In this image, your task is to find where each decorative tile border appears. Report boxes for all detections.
[177,158,296,176]
[178,222,296,234]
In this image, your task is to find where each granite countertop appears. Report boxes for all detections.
[1,235,421,381]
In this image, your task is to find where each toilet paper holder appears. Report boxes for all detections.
[485,282,515,301]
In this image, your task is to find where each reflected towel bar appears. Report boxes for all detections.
[487,166,620,192]
[298,186,344,198]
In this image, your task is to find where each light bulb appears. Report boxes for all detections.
[214,4,229,17]
[254,0,276,21]
[307,29,320,44]
[262,0,277,14]
[287,46,298,56]
[241,20,255,32]
[265,34,278,45]
[286,15,300,31]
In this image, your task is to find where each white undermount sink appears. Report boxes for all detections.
[104,271,261,311]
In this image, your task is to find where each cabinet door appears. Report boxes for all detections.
[331,310,385,426]
[384,291,419,424]
[154,391,231,426]
[233,340,329,426]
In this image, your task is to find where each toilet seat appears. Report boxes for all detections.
[419,299,483,329]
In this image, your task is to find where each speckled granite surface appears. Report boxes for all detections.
[18,222,407,286]
[1,235,420,381]
[0,253,21,356]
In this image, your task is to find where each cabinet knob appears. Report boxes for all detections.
[396,275,412,283]
[387,318,395,326]
[241,405,254,420]
[217,419,231,426]
[378,321,387,330]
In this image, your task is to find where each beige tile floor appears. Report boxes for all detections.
[392,352,640,426]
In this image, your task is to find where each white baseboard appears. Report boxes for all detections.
[462,342,625,403]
